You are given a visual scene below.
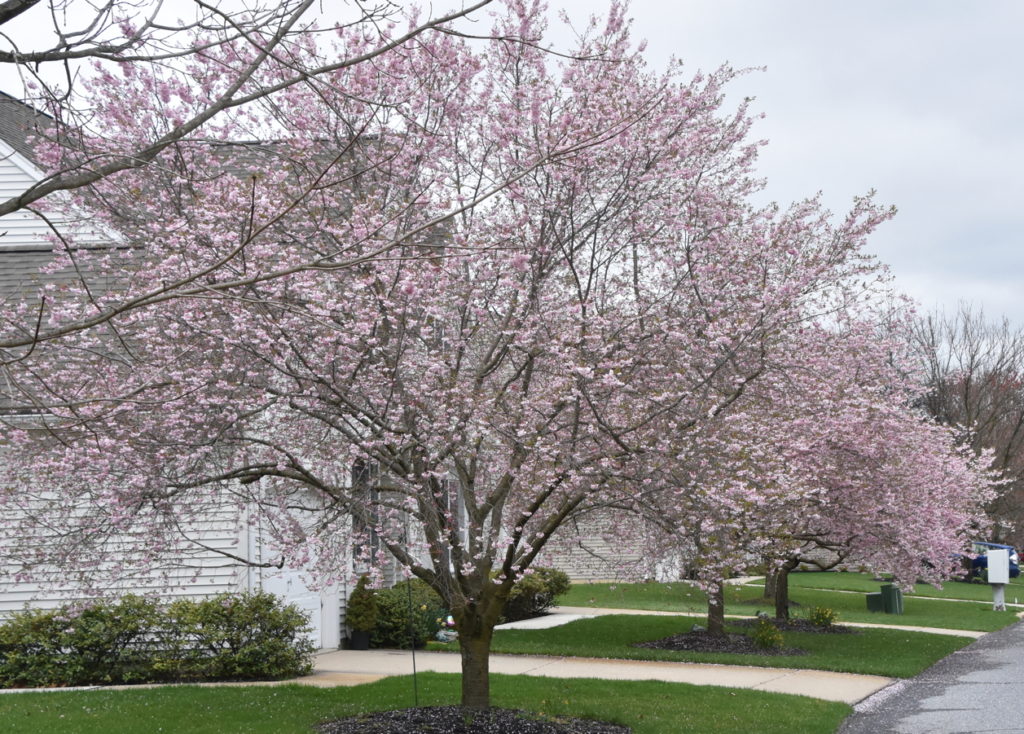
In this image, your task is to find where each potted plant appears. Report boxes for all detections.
[346,575,378,650]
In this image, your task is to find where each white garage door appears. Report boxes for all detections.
[260,566,340,649]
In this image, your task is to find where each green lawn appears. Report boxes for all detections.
[488,614,969,678]
[561,579,712,612]
[559,577,1020,631]
[0,674,850,734]
[784,571,1024,604]
[729,582,1018,631]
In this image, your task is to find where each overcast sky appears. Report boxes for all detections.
[546,1,1024,324]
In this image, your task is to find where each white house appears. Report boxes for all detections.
[0,92,345,649]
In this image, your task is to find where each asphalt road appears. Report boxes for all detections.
[840,619,1024,733]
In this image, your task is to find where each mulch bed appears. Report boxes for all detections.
[317,706,631,734]
[635,629,806,656]
[732,618,859,634]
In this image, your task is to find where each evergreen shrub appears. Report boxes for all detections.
[369,579,444,649]
[0,592,314,688]
[501,567,572,622]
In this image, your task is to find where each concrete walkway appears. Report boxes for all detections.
[7,600,977,707]
[299,648,893,704]
[285,605,999,704]
[549,605,987,638]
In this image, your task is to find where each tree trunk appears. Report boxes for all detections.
[764,568,778,600]
[707,581,726,636]
[458,624,494,710]
[452,588,506,710]
[774,558,800,621]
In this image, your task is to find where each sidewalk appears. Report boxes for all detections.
[7,604,976,705]
[287,604,1002,704]
[548,605,987,638]
[299,648,893,704]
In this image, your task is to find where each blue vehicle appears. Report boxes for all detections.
[967,541,1020,580]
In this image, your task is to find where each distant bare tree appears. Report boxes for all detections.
[913,305,1024,544]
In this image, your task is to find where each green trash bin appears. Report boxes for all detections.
[866,591,884,612]
[880,584,904,615]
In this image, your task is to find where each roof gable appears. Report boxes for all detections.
[0,92,51,166]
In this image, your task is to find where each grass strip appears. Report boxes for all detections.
[0,673,849,734]
[784,571,1024,604]
[559,579,1019,631]
[561,580,710,612]
[488,614,968,678]
[728,583,1018,631]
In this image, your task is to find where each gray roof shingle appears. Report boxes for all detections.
[0,91,51,164]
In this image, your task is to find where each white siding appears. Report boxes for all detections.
[0,143,54,250]
[0,494,248,616]
[0,139,347,648]
[0,485,347,649]
[0,147,37,199]
[240,499,346,649]
[0,142,248,616]
[544,511,647,582]
[0,141,109,250]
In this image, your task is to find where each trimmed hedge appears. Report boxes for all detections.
[0,592,314,688]
[0,595,158,687]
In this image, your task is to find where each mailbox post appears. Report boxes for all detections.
[987,548,1010,611]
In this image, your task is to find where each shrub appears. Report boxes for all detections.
[501,567,572,623]
[808,605,838,629]
[0,595,159,688]
[0,608,64,688]
[0,592,314,688]
[164,592,315,681]
[63,595,160,683]
[370,579,445,649]
[751,617,784,650]
[363,568,573,647]
[345,575,379,632]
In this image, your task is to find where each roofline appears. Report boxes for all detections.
[0,136,44,181]
[0,90,54,123]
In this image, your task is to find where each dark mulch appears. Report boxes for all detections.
[634,630,805,656]
[317,706,631,734]
[733,618,859,634]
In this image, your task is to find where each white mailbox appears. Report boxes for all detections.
[988,548,1010,585]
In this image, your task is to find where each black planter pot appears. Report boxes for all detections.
[350,630,371,650]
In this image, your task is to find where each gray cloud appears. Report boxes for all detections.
[551,0,1024,323]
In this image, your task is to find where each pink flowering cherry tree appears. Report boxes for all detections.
[758,315,995,618]
[0,0,497,219]
[0,1,937,708]
[619,306,995,628]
